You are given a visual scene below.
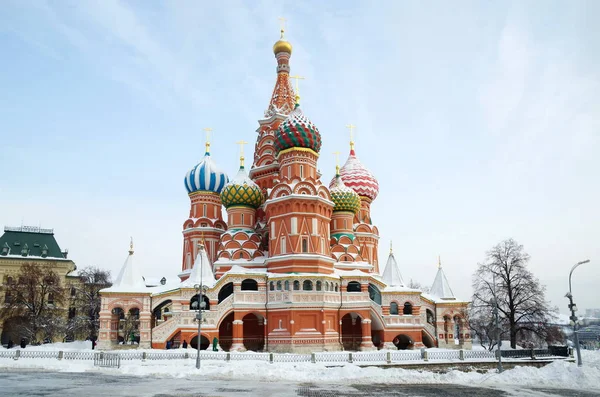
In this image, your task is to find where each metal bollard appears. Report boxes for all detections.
[311,353,316,364]
[14,350,20,361]
[226,352,231,361]
[269,353,274,364]
[386,351,391,364]
[348,353,353,363]
[58,351,63,361]
[423,351,428,362]
[459,350,464,361]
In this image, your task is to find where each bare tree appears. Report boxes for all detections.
[471,239,556,349]
[0,263,67,344]
[407,279,430,293]
[67,266,111,341]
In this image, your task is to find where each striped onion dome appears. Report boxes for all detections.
[333,149,379,201]
[220,165,264,209]
[274,104,322,155]
[329,168,361,213]
[184,151,229,194]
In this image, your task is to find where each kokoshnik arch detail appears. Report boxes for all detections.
[97,27,471,353]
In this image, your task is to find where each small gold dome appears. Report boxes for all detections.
[273,39,292,55]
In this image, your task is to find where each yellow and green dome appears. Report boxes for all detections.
[329,170,361,214]
[220,166,265,209]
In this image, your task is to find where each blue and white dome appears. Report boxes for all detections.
[184,152,229,194]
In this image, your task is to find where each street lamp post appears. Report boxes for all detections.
[492,275,503,373]
[194,283,207,369]
[566,259,590,367]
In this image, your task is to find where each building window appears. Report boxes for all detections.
[335,284,339,292]
[316,281,322,291]
[276,281,282,291]
[427,309,435,325]
[241,213,244,224]
[284,280,290,291]
[347,281,361,292]
[281,237,286,254]
[270,282,274,291]
[303,280,313,291]
[70,287,76,297]
[271,222,275,239]
[4,291,12,304]
[291,218,297,234]
[301,237,308,253]
[47,293,54,305]
[312,218,317,235]
[293,280,300,290]
[300,165,304,178]
[325,282,329,292]
[287,166,291,179]
[203,204,207,217]
[454,316,461,338]
[68,307,76,319]
[241,279,258,291]
[403,302,413,315]
[390,302,399,315]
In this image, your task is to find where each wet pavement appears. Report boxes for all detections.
[0,370,597,397]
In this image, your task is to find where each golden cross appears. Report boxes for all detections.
[345,124,357,151]
[236,140,248,167]
[129,237,134,254]
[332,151,341,166]
[390,240,393,254]
[438,255,442,269]
[203,127,212,154]
[278,17,286,38]
[290,75,305,101]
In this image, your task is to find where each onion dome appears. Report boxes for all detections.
[184,143,229,194]
[336,144,379,201]
[274,104,322,155]
[273,29,292,55]
[220,163,264,209]
[329,166,361,213]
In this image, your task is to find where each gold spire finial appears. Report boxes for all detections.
[345,124,357,152]
[290,75,304,104]
[203,127,213,154]
[438,255,442,269]
[278,17,286,38]
[129,237,134,255]
[236,140,248,167]
[390,240,393,254]
[199,232,205,251]
[333,151,341,176]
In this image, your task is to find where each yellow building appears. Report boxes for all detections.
[0,225,77,345]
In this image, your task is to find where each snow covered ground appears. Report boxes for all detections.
[1,342,599,392]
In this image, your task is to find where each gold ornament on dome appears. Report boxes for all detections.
[273,17,292,55]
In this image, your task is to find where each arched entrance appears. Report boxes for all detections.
[369,310,385,349]
[341,313,362,351]
[422,330,435,348]
[151,299,172,328]
[242,313,265,351]
[1,317,27,346]
[190,334,210,350]
[218,312,233,351]
[393,334,414,350]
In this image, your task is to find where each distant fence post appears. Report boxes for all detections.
[13,350,20,361]
[58,351,64,361]
[420,348,426,359]
[348,353,353,363]
[311,353,316,364]
[269,353,274,364]
[386,351,391,364]
[185,352,189,359]
[423,351,428,362]
[459,350,464,361]
[226,352,230,362]
[530,349,535,360]
[142,352,147,362]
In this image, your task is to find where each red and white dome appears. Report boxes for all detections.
[333,149,379,201]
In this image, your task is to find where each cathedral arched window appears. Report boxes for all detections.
[390,302,399,315]
[347,281,361,292]
[293,280,300,291]
[284,280,289,291]
[426,309,435,325]
[454,316,461,338]
[241,279,258,291]
[335,284,339,292]
[218,282,233,303]
[316,281,322,291]
[269,281,274,291]
[303,280,313,291]
[325,282,329,292]
[276,281,282,291]
[403,302,413,315]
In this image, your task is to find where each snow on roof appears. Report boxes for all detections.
[180,245,216,289]
[429,265,456,300]
[381,252,404,288]
[102,246,149,294]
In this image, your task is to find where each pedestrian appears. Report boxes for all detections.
[7,340,13,349]
[92,339,96,350]
[182,340,188,349]
[212,337,218,352]
[20,338,26,349]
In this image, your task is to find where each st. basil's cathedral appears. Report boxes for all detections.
[97,28,471,352]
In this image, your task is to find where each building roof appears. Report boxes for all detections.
[429,265,456,300]
[180,244,217,289]
[381,251,405,288]
[0,226,69,260]
[102,243,148,293]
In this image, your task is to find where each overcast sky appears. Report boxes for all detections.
[1,1,598,316]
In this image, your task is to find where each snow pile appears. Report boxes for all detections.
[1,344,599,391]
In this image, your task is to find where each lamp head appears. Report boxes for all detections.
[577,259,590,265]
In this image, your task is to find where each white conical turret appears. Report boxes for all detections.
[103,239,147,292]
[430,256,455,300]
[181,241,216,288]
[381,242,404,287]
